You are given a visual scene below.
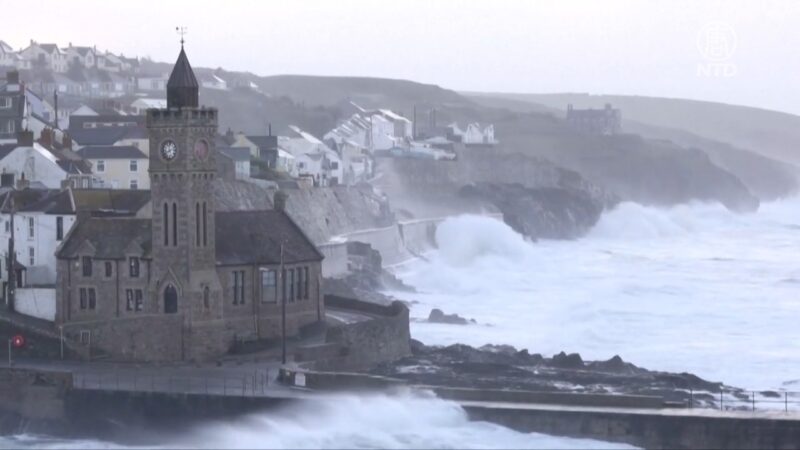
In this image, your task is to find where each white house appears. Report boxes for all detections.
[0,143,76,188]
[282,126,343,186]
[199,73,228,90]
[64,45,96,68]
[130,98,166,115]
[136,74,168,92]
[218,147,251,180]
[76,145,149,189]
[19,42,68,73]
[449,122,497,146]
[0,41,27,70]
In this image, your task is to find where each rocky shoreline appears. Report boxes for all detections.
[368,340,762,409]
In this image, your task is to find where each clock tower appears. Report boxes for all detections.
[147,45,224,354]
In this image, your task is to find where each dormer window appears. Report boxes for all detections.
[129,257,140,278]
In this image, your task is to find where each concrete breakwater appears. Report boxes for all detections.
[4,365,800,449]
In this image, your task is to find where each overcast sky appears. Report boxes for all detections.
[6,0,800,114]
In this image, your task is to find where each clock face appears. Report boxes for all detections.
[160,140,178,161]
[194,139,209,161]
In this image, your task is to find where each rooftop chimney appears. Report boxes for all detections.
[16,130,34,147]
[16,172,29,190]
[273,190,288,212]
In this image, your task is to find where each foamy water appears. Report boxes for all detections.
[393,200,800,391]
[0,392,632,449]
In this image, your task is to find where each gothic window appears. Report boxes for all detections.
[163,202,169,246]
[105,261,112,278]
[195,202,201,247]
[172,202,178,246]
[202,202,208,247]
[126,289,134,311]
[82,256,92,277]
[80,288,87,309]
[135,289,143,311]
[164,285,178,314]
[261,270,277,303]
[232,270,245,305]
[203,285,210,309]
[129,257,140,278]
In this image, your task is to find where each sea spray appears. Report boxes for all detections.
[393,198,800,391]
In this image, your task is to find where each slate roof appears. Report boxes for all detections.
[68,127,131,146]
[245,135,277,150]
[215,210,323,266]
[77,145,147,159]
[56,217,151,259]
[218,146,251,162]
[57,208,322,265]
[17,189,73,214]
[71,189,151,214]
[167,48,198,89]
[0,189,64,213]
[0,143,17,160]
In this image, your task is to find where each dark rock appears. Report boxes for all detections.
[409,339,427,355]
[550,351,584,369]
[428,308,471,325]
[460,182,609,240]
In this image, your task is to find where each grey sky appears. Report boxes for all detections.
[6,0,800,114]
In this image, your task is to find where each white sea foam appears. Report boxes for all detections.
[0,392,633,449]
[393,199,800,391]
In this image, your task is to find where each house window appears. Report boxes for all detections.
[126,289,143,311]
[129,160,138,172]
[288,269,295,303]
[56,216,64,241]
[0,98,10,109]
[130,179,138,190]
[261,270,277,303]
[82,256,92,277]
[79,287,96,310]
[28,247,34,266]
[96,160,105,172]
[27,217,34,239]
[104,261,112,278]
[129,257,140,278]
[232,270,245,305]
[296,267,303,301]
[304,267,310,299]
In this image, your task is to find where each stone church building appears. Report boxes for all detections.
[54,47,324,362]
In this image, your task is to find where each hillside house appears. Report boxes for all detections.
[566,103,622,135]
[20,42,68,73]
[76,145,149,189]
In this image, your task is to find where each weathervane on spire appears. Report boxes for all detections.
[176,26,187,48]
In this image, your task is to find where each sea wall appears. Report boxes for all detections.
[297,295,411,371]
[15,288,56,321]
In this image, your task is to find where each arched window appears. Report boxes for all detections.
[164,284,178,314]
[202,202,208,247]
[172,202,178,246]
[195,202,201,247]
[203,285,210,309]
[163,202,169,246]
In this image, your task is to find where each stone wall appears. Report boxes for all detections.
[318,295,411,370]
[283,185,394,244]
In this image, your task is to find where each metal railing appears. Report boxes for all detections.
[687,387,800,413]
[72,369,280,398]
